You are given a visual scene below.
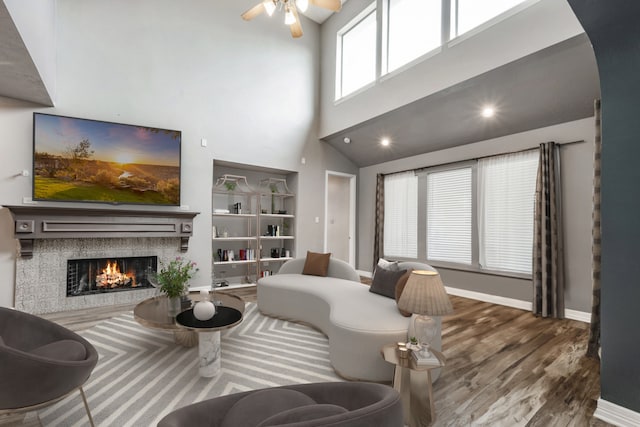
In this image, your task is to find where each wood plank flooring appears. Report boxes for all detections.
[40,285,609,426]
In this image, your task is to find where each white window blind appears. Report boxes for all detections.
[384,172,418,258]
[426,167,472,264]
[478,150,539,274]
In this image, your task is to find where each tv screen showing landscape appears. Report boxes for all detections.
[33,113,181,206]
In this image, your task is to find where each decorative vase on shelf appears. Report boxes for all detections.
[194,289,216,321]
[167,296,181,317]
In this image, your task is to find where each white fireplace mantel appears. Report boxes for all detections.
[4,205,199,258]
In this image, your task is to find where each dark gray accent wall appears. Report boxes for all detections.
[567,0,640,413]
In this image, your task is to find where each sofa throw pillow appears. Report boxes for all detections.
[302,251,331,277]
[395,269,413,317]
[369,268,407,299]
[377,258,399,271]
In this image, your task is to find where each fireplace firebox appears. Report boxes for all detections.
[67,256,157,297]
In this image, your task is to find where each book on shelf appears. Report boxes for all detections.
[411,349,440,366]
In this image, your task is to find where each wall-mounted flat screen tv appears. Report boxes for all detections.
[33,113,181,206]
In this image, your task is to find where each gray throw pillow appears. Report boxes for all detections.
[221,389,316,427]
[369,268,407,299]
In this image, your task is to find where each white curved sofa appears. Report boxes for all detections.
[257,258,442,382]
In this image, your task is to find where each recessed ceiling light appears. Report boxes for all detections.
[380,137,391,147]
[343,137,351,144]
[481,106,495,118]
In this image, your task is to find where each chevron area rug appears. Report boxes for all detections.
[39,303,344,427]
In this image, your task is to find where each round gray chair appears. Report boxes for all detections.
[157,381,403,427]
[0,307,99,426]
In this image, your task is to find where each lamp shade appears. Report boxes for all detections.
[397,270,453,316]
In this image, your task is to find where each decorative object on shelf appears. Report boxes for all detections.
[259,178,292,214]
[194,289,217,321]
[214,174,254,193]
[397,270,453,358]
[157,257,199,316]
[214,174,255,213]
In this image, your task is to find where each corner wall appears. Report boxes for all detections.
[568,0,640,418]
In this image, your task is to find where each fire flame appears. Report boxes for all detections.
[96,260,136,288]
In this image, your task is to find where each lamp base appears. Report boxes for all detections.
[413,314,437,355]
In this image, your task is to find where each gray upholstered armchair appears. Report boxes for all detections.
[158,381,403,427]
[0,307,98,426]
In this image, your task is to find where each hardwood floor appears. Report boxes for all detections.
[41,285,609,426]
[435,296,609,427]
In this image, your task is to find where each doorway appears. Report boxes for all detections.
[324,171,356,267]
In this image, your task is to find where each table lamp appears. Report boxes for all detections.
[397,270,453,356]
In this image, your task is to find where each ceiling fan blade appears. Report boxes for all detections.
[309,0,341,12]
[290,5,303,38]
[241,3,265,21]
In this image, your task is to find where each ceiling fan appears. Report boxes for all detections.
[242,0,342,38]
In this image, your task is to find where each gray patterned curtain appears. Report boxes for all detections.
[533,142,565,318]
[587,99,602,359]
[373,174,385,271]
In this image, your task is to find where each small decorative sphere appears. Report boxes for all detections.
[194,300,216,321]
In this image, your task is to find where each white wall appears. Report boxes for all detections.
[319,0,585,137]
[358,118,595,312]
[0,0,358,307]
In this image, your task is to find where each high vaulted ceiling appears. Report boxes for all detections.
[321,34,600,167]
[0,1,599,169]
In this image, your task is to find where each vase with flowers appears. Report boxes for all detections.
[157,257,199,317]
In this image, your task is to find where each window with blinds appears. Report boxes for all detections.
[478,150,539,274]
[426,167,472,264]
[383,172,418,258]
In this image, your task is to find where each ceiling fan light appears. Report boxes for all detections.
[263,0,276,16]
[297,0,309,12]
[284,8,296,25]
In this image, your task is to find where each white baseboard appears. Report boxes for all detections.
[444,286,532,311]
[444,286,590,323]
[594,398,640,427]
[564,308,591,323]
[357,270,373,278]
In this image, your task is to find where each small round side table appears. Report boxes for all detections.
[381,344,446,426]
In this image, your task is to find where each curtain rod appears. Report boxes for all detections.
[381,139,586,177]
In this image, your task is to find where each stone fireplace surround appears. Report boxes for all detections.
[16,237,180,314]
[5,205,199,314]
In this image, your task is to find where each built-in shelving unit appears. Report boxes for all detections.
[211,171,296,289]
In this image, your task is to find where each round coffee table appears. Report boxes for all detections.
[133,292,244,347]
[176,306,243,377]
